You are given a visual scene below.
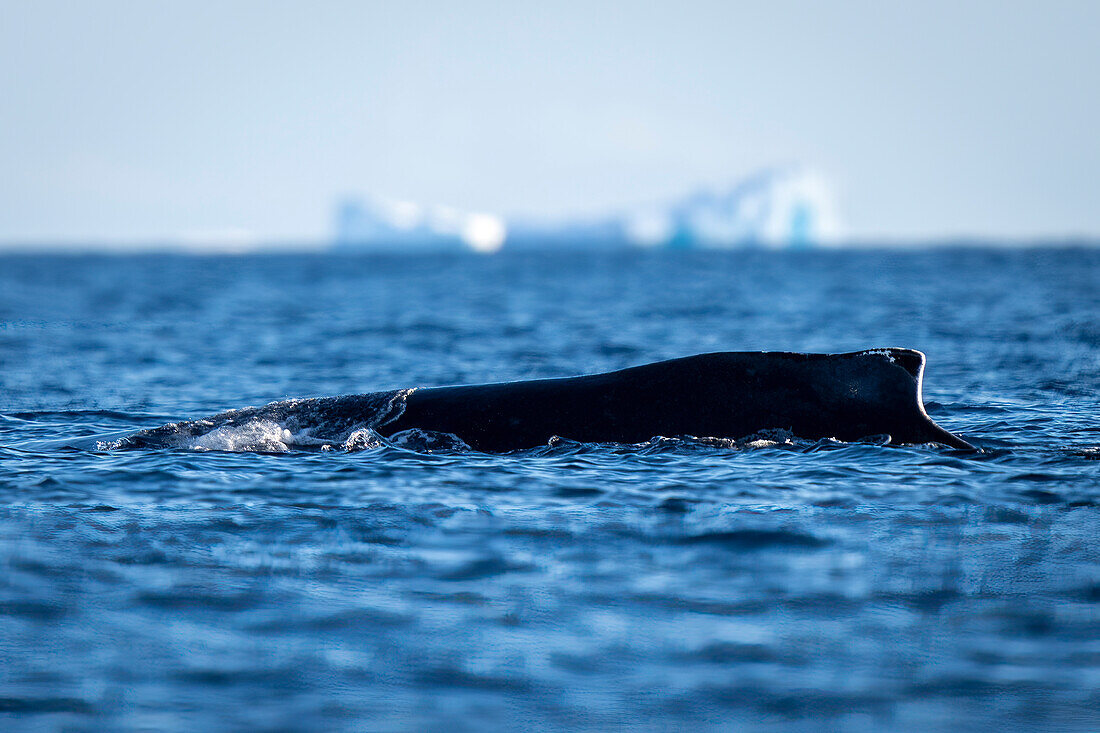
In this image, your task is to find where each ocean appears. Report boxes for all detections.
[1,248,1098,731]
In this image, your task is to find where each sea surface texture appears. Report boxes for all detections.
[1,249,1098,731]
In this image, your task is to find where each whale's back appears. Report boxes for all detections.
[384,349,972,451]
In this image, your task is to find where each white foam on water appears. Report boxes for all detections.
[190,419,293,453]
[341,428,389,452]
[389,428,471,452]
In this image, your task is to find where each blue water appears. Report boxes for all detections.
[1,249,1099,731]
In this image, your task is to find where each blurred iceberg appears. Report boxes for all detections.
[621,167,842,249]
[334,196,506,253]
[334,167,841,253]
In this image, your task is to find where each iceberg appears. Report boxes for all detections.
[333,167,840,253]
[334,196,506,253]
[621,167,842,249]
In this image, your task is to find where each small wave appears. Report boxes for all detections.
[3,409,160,422]
[333,427,469,453]
[388,428,471,452]
[189,419,295,453]
[639,429,800,452]
[527,429,801,456]
[671,528,829,550]
[0,697,95,714]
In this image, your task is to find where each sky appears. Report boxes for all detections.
[1,0,1098,246]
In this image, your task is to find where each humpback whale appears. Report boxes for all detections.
[116,349,974,452]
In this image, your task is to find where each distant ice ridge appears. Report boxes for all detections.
[620,167,842,249]
[334,196,507,253]
[334,167,841,252]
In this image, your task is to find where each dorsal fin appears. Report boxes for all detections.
[851,348,973,449]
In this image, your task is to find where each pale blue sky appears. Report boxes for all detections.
[1,0,1097,244]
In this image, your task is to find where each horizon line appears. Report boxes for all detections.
[1,234,1099,255]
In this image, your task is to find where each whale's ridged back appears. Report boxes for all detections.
[110,390,412,452]
[384,349,972,451]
